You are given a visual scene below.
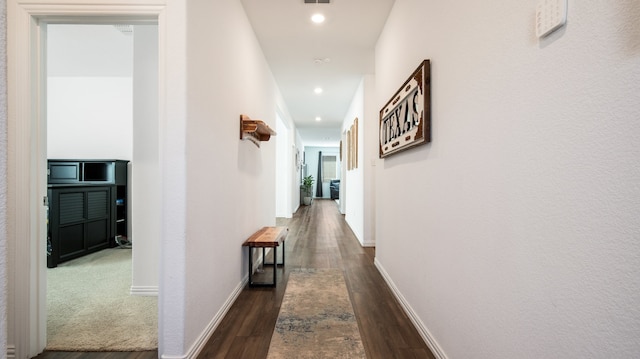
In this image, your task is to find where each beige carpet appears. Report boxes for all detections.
[267,268,367,358]
[46,248,158,351]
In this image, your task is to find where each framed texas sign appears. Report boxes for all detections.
[379,59,431,158]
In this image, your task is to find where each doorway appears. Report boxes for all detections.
[7,4,164,355]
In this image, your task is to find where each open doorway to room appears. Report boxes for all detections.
[303,146,341,203]
[44,23,159,351]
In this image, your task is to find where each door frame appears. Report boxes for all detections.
[7,2,165,357]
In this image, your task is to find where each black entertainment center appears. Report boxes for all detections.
[47,159,129,268]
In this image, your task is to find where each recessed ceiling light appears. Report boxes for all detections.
[311,13,325,24]
[314,87,323,94]
[315,117,322,122]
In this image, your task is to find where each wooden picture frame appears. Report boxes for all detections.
[379,59,431,158]
[346,117,359,171]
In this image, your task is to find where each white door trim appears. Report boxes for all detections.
[6,1,166,357]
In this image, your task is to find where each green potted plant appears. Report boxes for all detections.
[302,175,314,205]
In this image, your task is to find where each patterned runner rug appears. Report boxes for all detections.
[267,268,367,358]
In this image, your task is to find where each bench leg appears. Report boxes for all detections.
[248,246,254,286]
[273,251,276,285]
[248,246,277,288]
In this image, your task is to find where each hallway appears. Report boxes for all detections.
[198,199,435,358]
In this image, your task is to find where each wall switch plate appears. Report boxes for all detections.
[536,0,567,38]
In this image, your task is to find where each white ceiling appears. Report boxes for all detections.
[240,0,395,147]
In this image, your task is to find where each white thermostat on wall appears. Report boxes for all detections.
[536,0,567,38]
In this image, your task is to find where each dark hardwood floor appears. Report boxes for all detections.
[35,199,434,359]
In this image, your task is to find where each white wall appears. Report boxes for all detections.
[342,81,365,243]
[158,2,188,355]
[374,1,640,358]
[362,75,376,247]
[47,77,133,159]
[161,1,289,356]
[275,114,291,218]
[342,75,376,247]
[47,25,133,160]
[0,0,8,353]
[292,131,304,210]
[131,24,160,294]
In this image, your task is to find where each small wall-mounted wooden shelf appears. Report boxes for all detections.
[240,114,277,147]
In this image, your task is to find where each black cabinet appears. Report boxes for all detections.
[48,186,111,265]
[47,160,129,268]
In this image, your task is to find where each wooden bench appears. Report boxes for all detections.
[242,226,288,287]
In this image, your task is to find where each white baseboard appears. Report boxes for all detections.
[374,258,448,359]
[165,276,248,359]
[130,285,159,296]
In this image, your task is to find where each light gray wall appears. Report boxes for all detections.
[375,0,640,358]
